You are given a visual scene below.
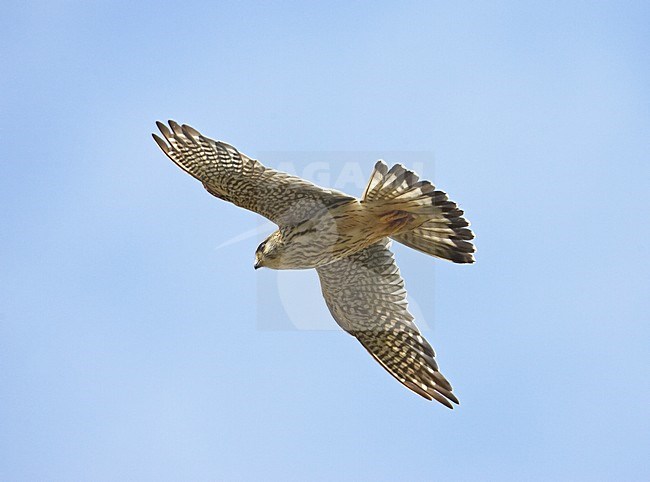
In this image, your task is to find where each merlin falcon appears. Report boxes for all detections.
[153,121,475,408]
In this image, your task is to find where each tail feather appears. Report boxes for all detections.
[362,160,476,264]
[363,163,423,200]
[394,221,475,264]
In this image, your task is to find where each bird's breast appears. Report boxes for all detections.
[275,202,384,269]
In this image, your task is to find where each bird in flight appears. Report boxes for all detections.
[153,121,475,408]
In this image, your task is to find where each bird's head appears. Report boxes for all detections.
[254,232,282,270]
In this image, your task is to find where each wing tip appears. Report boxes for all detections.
[152,133,170,153]
[428,390,457,409]
[404,378,459,409]
[181,124,201,137]
[155,120,173,140]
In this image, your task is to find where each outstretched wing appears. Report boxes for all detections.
[153,121,355,226]
[316,239,459,408]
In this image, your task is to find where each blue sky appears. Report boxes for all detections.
[1,1,649,480]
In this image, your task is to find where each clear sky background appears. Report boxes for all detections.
[1,1,649,480]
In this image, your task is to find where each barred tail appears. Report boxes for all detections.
[362,160,476,264]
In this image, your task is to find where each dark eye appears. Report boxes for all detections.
[257,241,266,252]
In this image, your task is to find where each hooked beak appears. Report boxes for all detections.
[254,261,261,270]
